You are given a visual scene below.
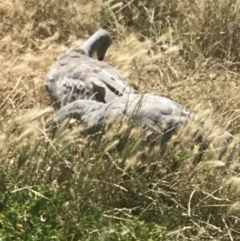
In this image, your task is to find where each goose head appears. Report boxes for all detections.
[80,29,112,61]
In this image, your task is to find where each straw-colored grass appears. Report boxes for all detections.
[1,0,240,240]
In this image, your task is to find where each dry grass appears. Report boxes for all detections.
[1,0,240,240]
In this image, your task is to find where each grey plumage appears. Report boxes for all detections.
[80,29,112,60]
[46,28,234,162]
[54,93,191,134]
[54,93,234,162]
[45,29,134,109]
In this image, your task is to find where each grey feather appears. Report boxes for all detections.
[45,29,134,109]
[80,29,112,60]
[54,93,234,162]
[54,93,191,134]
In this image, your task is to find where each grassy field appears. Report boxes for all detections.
[1,0,240,240]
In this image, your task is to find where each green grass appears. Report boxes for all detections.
[1,0,240,240]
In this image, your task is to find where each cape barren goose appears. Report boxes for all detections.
[54,93,234,160]
[54,93,191,136]
[45,29,134,109]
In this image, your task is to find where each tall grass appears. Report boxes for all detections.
[1,0,240,240]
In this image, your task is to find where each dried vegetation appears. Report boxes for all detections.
[1,0,240,240]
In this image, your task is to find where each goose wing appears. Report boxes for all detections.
[45,49,134,108]
[103,94,190,129]
[55,93,190,132]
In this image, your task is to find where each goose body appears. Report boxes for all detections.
[54,93,191,134]
[45,29,134,108]
[54,93,233,161]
